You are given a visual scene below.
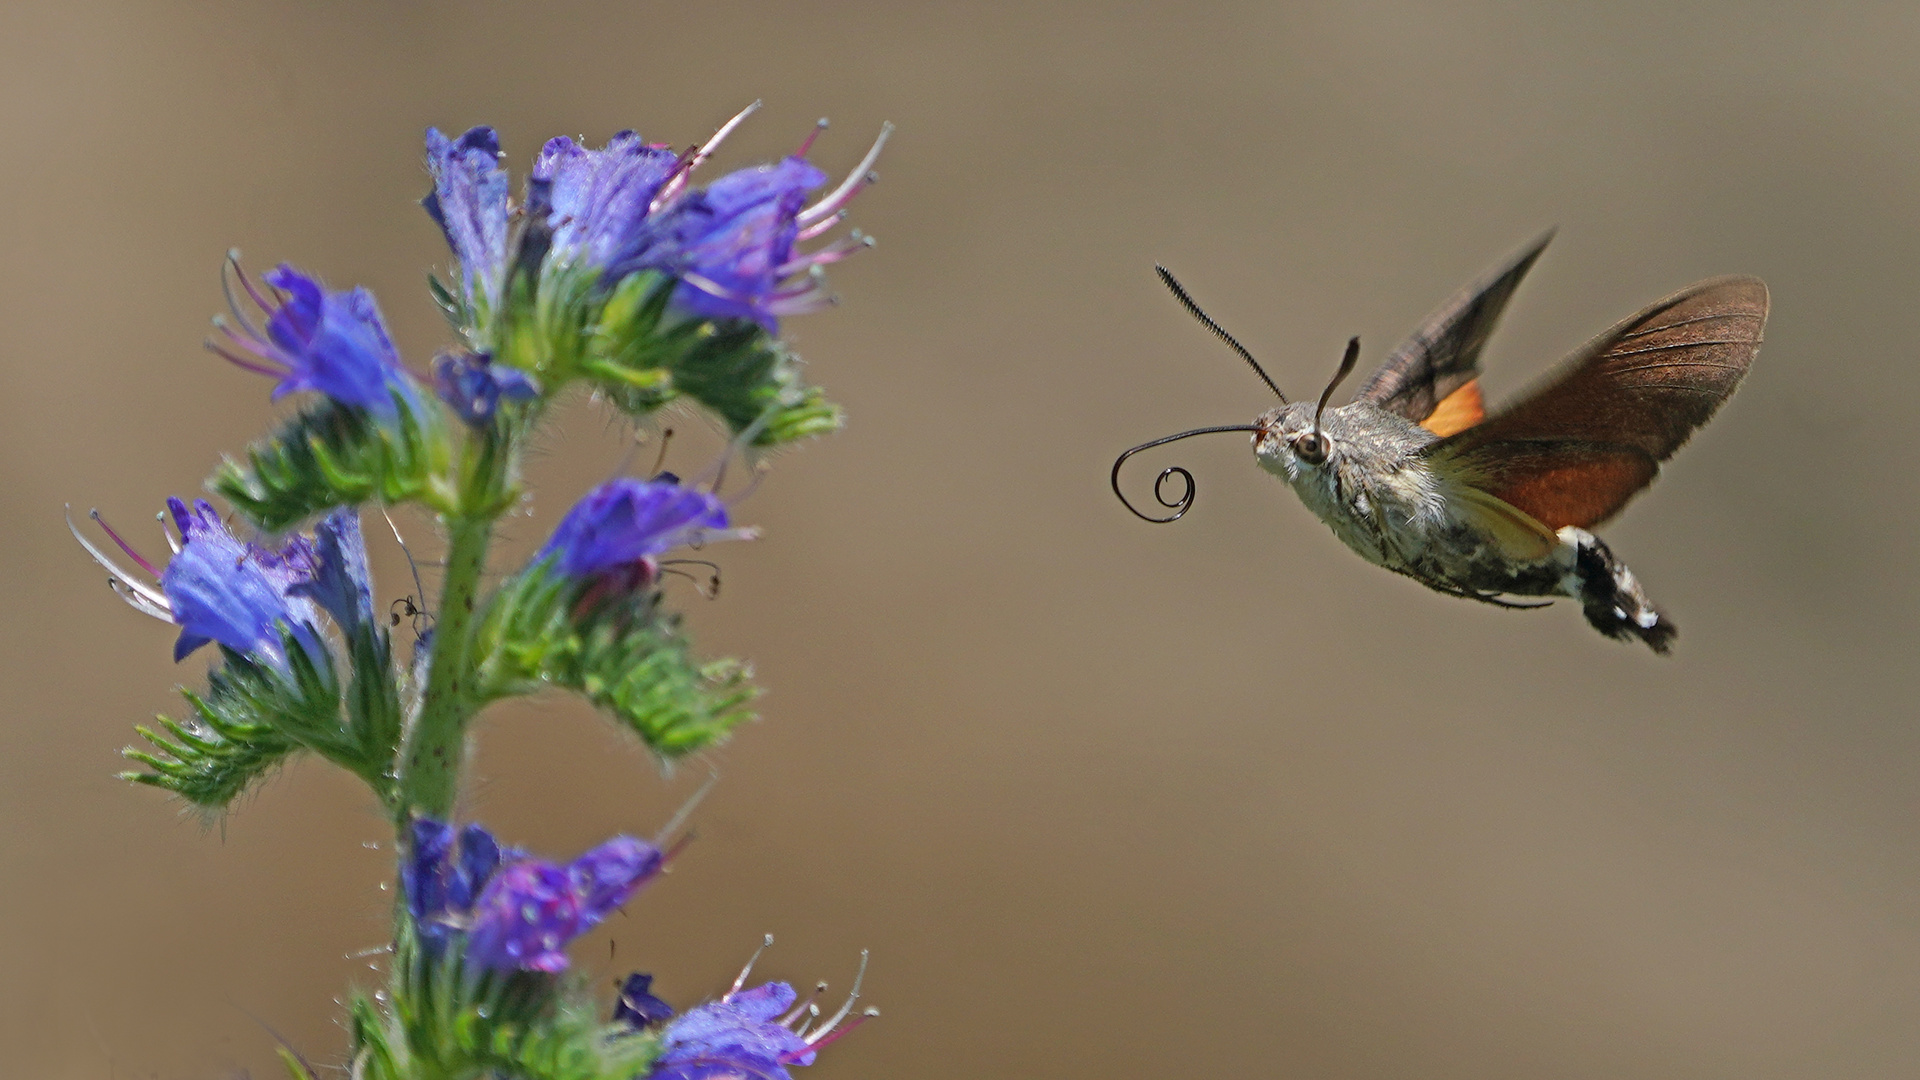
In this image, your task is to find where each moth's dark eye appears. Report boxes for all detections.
[1293,433,1330,465]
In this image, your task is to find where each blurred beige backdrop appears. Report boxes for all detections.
[7,2,1920,1077]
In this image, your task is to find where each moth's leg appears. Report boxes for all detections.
[1555,527,1675,654]
[1389,565,1552,610]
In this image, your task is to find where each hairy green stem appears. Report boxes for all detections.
[395,514,492,820]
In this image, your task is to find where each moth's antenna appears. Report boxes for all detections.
[1111,424,1266,523]
[1312,337,1360,440]
[1155,266,1288,404]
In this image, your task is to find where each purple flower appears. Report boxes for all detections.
[614,973,676,1030]
[402,818,665,974]
[531,131,683,271]
[405,819,507,952]
[636,158,824,330]
[645,945,874,1080]
[208,256,416,416]
[287,509,374,637]
[433,351,540,426]
[424,126,511,313]
[538,478,757,580]
[522,106,890,332]
[466,860,580,972]
[70,498,324,668]
[633,117,890,332]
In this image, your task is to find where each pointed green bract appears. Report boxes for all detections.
[122,629,400,809]
[583,271,844,445]
[210,392,456,531]
[348,929,661,1080]
[472,557,759,757]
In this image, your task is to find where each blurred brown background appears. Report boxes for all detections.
[6,1,1920,1077]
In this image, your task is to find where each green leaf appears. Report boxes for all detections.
[210,391,455,532]
[471,558,759,758]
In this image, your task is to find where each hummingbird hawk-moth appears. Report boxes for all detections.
[1111,232,1768,653]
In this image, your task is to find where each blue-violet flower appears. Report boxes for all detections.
[531,130,682,272]
[642,944,875,1080]
[426,105,890,334]
[287,509,375,639]
[538,477,758,582]
[69,498,326,668]
[404,818,665,973]
[433,351,540,426]
[208,255,416,416]
[424,126,511,316]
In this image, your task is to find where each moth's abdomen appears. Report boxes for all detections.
[1563,528,1674,654]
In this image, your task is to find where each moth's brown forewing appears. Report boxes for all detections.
[1356,229,1555,428]
[1428,276,1769,529]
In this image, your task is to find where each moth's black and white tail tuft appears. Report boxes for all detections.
[1571,534,1675,655]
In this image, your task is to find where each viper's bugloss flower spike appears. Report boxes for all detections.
[404,818,666,973]
[70,499,325,668]
[538,477,759,580]
[644,944,877,1080]
[433,351,539,426]
[423,126,511,314]
[209,257,418,416]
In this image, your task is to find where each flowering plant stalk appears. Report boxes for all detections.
[71,103,888,1080]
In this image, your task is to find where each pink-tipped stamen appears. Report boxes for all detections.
[221,251,277,345]
[647,145,702,214]
[91,509,159,577]
[68,505,170,617]
[787,1010,877,1059]
[653,100,763,210]
[792,1002,822,1038]
[798,950,867,1045]
[766,295,837,318]
[652,770,720,849]
[660,827,698,868]
[797,122,892,228]
[778,982,829,1027]
[692,99,763,172]
[108,577,173,621]
[677,270,747,304]
[726,934,775,1001]
[794,209,848,243]
[775,234,873,278]
[795,117,829,159]
[207,340,288,378]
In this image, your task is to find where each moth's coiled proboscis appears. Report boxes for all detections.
[1110,425,1265,524]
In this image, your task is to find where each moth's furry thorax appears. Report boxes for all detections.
[1251,401,1448,565]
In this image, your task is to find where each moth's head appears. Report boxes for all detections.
[1251,336,1363,479]
[1257,399,1372,479]
[1110,271,1361,523]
